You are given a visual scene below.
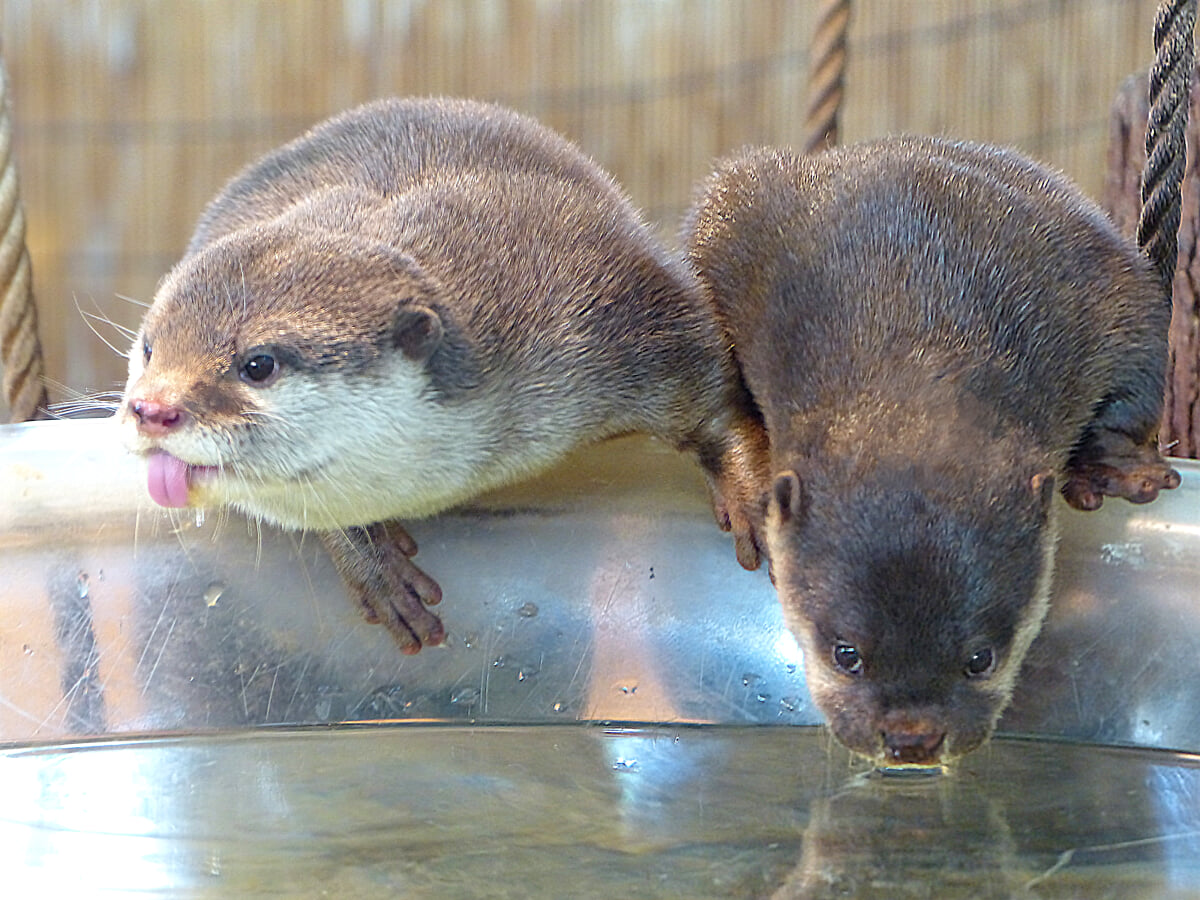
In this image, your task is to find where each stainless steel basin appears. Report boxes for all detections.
[2,417,1198,897]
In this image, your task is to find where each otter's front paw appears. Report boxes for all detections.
[1062,441,1181,511]
[705,418,772,571]
[709,483,769,571]
[320,522,446,654]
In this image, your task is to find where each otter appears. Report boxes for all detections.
[684,136,1180,765]
[120,97,766,653]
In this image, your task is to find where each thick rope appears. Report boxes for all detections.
[0,57,47,423]
[801,0,851,155]
[1138,0,1198,292]
[0,58,47,424]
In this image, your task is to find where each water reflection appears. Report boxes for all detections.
[2,727,1198,897]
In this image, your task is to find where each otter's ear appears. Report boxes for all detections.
[1030,470,1056,513]
[771,470,808,528]
[393,304,444,363]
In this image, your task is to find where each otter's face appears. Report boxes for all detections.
[119,226,480,530]
[766,469,1056,767]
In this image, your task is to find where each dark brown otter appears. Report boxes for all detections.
[684,136,1179,764]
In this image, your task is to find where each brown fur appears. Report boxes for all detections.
[684,136,1179,763]
[122,98,766,652]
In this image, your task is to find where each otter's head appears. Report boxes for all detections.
[120,221,480,530]
[766,463,1057,767]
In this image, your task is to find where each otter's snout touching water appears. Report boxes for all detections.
[120,97,766,653]
[685,137,1180,765]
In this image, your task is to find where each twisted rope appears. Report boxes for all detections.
[0,57,47,422]
[801,0,851,155]
[1138,0,1198,292]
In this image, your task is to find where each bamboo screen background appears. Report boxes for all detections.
[0,0,1164,416]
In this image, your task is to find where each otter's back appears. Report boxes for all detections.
[686,137,1167,453]
[187,97,621,253]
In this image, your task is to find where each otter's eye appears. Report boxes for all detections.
[965,648,995,678]
[240,353,278,384]
[142,339,152,364]
[832,643,864,676]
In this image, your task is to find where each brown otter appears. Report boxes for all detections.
[120,97,767,653]
[684,136,1180,765]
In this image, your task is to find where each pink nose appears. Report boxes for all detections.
[129,398,188,436]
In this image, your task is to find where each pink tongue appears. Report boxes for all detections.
[146,450,192,508]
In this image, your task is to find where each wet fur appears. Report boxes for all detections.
[122,97,765,652]
[684,136,1177,763]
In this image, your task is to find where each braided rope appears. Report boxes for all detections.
[801,0,851,155]
[1138,0,1198,292]
[0,58,47,423]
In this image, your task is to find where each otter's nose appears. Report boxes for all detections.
[129,398,189,437]
[882,729,946,765]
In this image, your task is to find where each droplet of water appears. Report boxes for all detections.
[194,508,206,528]
[75,573,90,599]
[203,582,225,608]
[517,664,539,682]
[612,757,639,772]
[516,602,539,618]
[615,681,638,696]
[755,693,769,704]
[552,701,566,713]
[742,672,763,688]
[491,655,507,669]
[451,687,481,706]
[22,644,33,656]
[784,663,797,675]
[778,696,799,713]
[462,633,478,650]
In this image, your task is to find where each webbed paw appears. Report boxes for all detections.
[1062,436,1181,511]
[321,522,446,654]
[704,416,772,571]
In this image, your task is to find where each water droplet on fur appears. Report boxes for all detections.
[742,672,763,688]
[203,582,225,607]
[516,602,539,618]
[612,757,639,772]
[517,665,539,682]
[755,692,769,704]
[451,687,481,707]
[615,681,638,696]
[778,696,799,713]
[75,573,90,599]
[491,655,507,669]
